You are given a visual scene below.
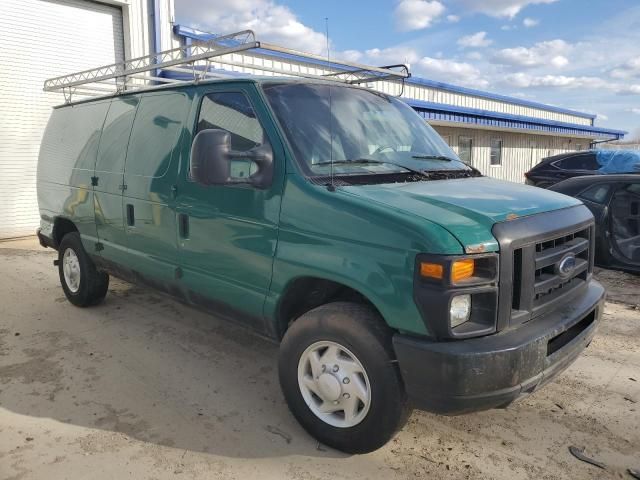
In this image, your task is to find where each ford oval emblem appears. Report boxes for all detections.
[557,254,577,278]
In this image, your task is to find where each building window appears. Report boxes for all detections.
[458,136,472,164]
[441,134,452,147]
[575,144,583,151]
[490,138,502,166]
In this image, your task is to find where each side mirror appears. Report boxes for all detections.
[190,128,273,188]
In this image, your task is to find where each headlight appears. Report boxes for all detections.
[414,253,499,339]
[450,294,471,328]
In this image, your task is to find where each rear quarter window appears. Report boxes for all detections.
[554,154,599,171]
[125,92,190,178]
[578,184,611,204]
[38,101,110,185]
[96,96,139,175]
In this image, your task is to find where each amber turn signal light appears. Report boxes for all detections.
[420,262,444,280]
[451,259,475,283]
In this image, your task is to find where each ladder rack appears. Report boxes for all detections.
[44,29,410,103]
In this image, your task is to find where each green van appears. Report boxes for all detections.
[37,78,605,453]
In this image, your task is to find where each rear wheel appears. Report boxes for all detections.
[58,232,109,307]
[278,302,411,453]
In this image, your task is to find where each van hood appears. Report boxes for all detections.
[340,176,581,252]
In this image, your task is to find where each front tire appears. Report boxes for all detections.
[58,232,109,307]
[278,302,411,454]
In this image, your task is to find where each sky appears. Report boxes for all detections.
[175,0,640,139]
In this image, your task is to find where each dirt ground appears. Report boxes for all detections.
[0,237,638,480]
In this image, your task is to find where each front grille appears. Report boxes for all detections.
[492,205,596,331]
[533,228,590,306]
[511,226,592,323]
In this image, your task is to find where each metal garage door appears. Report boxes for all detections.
[0,0,125,239]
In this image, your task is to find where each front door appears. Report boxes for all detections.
[175,84,284,332]
[610,182,640,265]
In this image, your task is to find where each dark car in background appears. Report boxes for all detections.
[525,150,640,188]
[550,175,640,273]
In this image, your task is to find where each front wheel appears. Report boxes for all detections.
[58,232,109,307]
[278,302,411,453]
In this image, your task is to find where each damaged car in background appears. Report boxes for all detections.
[550,174,640,273]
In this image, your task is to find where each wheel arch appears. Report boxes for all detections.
[274,276,387,340]
[52,216,79,249]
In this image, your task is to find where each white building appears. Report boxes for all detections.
[0,1,626,239]
[0,0,175,239]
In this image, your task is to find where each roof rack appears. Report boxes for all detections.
[44,29,410,103]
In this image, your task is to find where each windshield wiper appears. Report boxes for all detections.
[411,154,454,161]
[313,159,430,177]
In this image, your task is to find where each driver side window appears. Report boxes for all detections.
[196,92,267,180]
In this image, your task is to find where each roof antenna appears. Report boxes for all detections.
[325,17,336,192]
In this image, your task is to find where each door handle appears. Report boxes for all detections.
[126,204,135,226]
[178,213,189,238]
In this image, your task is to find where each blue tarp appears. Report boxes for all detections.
[596,150,640,174]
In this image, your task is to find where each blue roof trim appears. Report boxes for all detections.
[405,77,595,121]
[405,99,626,139]
[174,24,597,121]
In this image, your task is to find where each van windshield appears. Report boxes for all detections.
[262,82,469,177]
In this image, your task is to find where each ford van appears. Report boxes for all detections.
[37,77,605,453]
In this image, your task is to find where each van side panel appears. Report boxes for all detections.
[37,101,110,244]
[121,91,192,285]
[94,96,139,264]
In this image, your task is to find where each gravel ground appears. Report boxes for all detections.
[0,237,638,480]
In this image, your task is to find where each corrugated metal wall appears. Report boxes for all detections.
[0,0,126,239]
[402,84,593,126]
[433,125,586,183]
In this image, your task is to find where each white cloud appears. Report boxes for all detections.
[174,0,328,55]
[610,57,640,79]
[394,0,446,31]
[630,108,640,115]
[509,92,534,98]
[457,31,493,48]
[361,46,421,66]
[447,14,460,22]
[453,0,557,18]
[466,51,483,60]
[340,49,364,62]
[503,73,609,89]
[597,113,609,120]
[416,56,489,88]
[492,39,571,68]
[523,17,539,27]
[618,85,640,95]
[501,24,517,30]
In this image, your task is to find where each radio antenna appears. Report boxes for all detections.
[325,17,335,192]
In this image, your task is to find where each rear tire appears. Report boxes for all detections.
[278,302,411,454]
[58,232,109,307]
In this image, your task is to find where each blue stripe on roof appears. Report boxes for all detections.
[405,98,626,139]
[174,24,597,121]
[405,77,595,121]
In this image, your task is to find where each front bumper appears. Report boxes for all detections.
[393,280,605,415]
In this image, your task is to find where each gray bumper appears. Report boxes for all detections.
[393,280,605,415]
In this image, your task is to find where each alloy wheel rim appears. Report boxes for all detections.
[62,248,81,293]
[297,340,371,428]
